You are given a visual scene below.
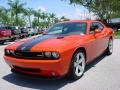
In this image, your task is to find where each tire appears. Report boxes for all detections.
[0,40,5,44]
[106,39,113,55]
[11,38,16,41]
[69,50,86,80]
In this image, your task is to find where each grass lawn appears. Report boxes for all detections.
[115,31,120,39]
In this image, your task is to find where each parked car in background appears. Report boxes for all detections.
[27,27,34,36]
[37,27,42,34]
[0,26,11,44]
[40,27,47,34]
[20,27,28,38]
[5,26,21,41]
[4,20,114,80]
[33,27,39,35]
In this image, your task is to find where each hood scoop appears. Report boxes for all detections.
[57,36,64,39]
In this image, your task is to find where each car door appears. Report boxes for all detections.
[85,23,100,63]
[90,22,108,57]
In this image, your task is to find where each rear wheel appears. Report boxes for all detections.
[69,50,86,80]
[106,39,113,55]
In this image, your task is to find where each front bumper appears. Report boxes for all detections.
[4,55,70,77]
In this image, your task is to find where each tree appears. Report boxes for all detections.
[54,17,60,23]
[41,12,47,21]
[8,0,26,26]
[32,18,39,26]
[46,13,51,26]
[12,16,26,26]
[0,7,11,25]
[24,8,34,27]
[0,0,71,27]
[60,16,70,21]
[66,0,120,22]
[60,16,65,21]
[33,9,41,24]
[49,13,56,23]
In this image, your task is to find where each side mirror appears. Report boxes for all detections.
[94,29,101,33]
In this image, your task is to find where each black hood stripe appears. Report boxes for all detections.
[16,35,56,51]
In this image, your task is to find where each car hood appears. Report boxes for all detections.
[6,34,86,52]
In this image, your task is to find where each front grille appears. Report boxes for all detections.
[5,50,59,60]
[9,50,44,59]
[13,66,41,72]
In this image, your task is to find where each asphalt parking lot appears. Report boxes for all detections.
[0,38,120,90]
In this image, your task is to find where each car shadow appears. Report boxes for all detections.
[85,53,107,72]
[2,54,107,90]
[3,74,75,90]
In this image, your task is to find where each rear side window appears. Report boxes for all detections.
[90,22,104,31]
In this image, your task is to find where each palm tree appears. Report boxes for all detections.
[54,17,60,23]
[0,7,2,14]
[0,7,10,25]
[41,12,47,21]
[50,13,56,23]
[24,8,33,27]
[0,7,4,24]
[46,14,51,26]
[8,0,26,26]
[33,9,41,24]
[60,16,65,21]
[60,16,70,21]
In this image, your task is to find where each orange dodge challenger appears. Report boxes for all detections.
[4,20,114,80]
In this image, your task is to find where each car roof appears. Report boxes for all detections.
[58,20,100,24]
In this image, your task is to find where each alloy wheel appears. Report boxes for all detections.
[74,52,85,77]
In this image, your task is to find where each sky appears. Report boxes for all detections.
[0,0,96,20]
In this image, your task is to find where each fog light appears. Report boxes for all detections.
[9,50,15,55]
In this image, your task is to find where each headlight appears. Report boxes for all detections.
[44,52,51,58]
[5,49,15,55]
[44,51,60,59]
[52,52,60,59]
[6,50,10,54]
[9,50,15,55]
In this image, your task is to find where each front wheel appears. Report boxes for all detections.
[69,50,86,80]
[106,39,113,55]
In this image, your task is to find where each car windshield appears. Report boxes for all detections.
[4,26,13,30]
[46,22,87,35]
[6,26,18,30]
[11,27,18,30]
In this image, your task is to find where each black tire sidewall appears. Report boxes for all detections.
[70,50,86,80]
[106,39,113,55]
